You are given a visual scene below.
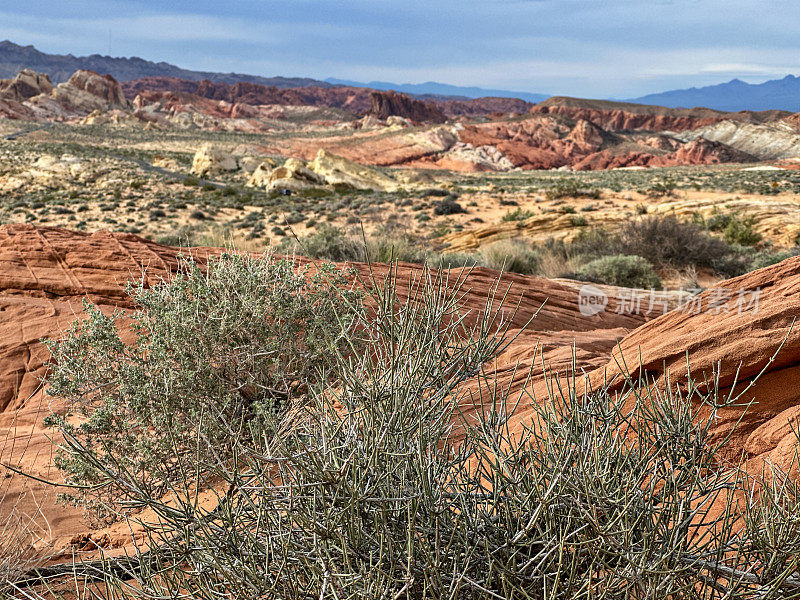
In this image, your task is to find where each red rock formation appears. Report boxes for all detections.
[123,77,374,114]
[530,96,788,133]
[63,70,128,109]
[585,256,800,476]
[431,96,533,117]
[367,90,447,124]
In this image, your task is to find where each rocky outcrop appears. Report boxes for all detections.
[586,256,800,475]
[191,144,238,177]
[678,119,800,161]
[0,69,129,120]
[247,151,402,192]
[309,149,400,191]
[530,96,784,133]
[0,68,53,101]
[367,90,447,124]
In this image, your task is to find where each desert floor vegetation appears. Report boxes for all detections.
[6,252,798,598]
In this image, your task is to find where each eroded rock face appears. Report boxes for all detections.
[586,256,800,476]
[247,151,401,192]
[368,90,447,124]
[191,144,238,177]
[0,68,53,101]
[309,149,400,191]
[0,69,129,120]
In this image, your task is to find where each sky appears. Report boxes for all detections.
[1,0,799,98]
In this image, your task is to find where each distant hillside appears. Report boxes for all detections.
[0,40,329,88]
[630,75,800,112]
[325,78,549,103]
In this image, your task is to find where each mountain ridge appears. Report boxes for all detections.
[629,75,800,112]
[0,40,329,88]
[325,77,549,103]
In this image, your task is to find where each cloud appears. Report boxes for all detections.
[1,0,799,98]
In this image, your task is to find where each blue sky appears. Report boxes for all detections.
[1,0,799,98]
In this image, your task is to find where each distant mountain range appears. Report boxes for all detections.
[325,78,549,103]
[630,75,800,112]
[4,39,800,112]
[0,40,329,88]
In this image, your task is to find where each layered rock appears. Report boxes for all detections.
[367,90,447,124]
[0,68,53,101]
[0,69,129,120]
[247,151,403,192]
[678,119,800,161]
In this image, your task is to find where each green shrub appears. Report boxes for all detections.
[44,253,363,521]
[750,247,800,271]
[695,210,763,246]
[281,224,365,262]
[545,178,601,200]
[619,215,731,269]
[501,207,535,222]
[577,254,661,288]
[646,178,677,197]
[366,235,429,264]
[432,198,466,215]
[722,214,762,246]
[480,239,540,275]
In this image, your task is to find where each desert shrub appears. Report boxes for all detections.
[578,254,661,288]
[366,235,429,264]
[501,207,535,222]
[569,226,622,258]
[722,214,762,246]
[646,177,677,197]
[281,224,366,262]
[695,210,763,246]
[40,270,800,598]
[619,215,731,269]
[569,215,588,227]
[750,247,800,271]
[429,252,480,270]
[44,253,363,521]
[545,178,601,200]
[480,238,540,274]
[432,198,467,215]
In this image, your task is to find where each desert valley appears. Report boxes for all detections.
[0,25,799,598]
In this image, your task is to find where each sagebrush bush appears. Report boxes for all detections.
[750,247,800,271]
[619,215,732,269]
[280,223,366,262]
[577,253,662,288]
[545,178,601,200]
[44,253,363,521]
[480,238,540,274]
[39,267,800,598]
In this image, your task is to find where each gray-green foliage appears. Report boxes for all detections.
[44,253,363,520]
[480,238,541,275]
[578,254,662,288]
[39,265,800,599]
